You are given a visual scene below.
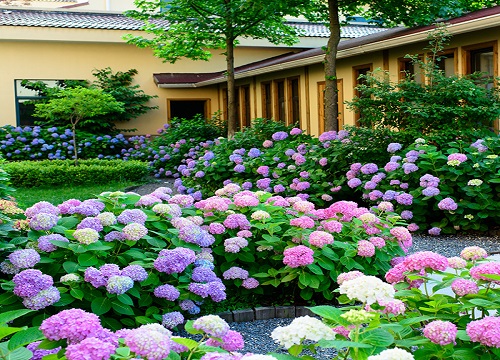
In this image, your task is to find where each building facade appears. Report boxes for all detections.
[0,5,498,136]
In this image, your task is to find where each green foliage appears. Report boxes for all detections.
[0,309,41,360]
[90,67,158,129]
[0,162,16,201]
[3,159,150,188]
[347,26,500,135]
[124,115,226,177]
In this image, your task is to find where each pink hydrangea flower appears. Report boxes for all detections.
[467,317,500,347]
[451,279,479,296]
[423,321,457,345]
[470,262,500,284]
[357,240,375,257]
[308,231,334,248]
[283,245,314,268]
[337,271,363,285]
[461,246,488,261]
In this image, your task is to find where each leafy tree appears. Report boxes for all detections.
[346,26,500,140]
[124,0,323,137]
[22,68,156,133]
[323,0,497,132]
[32,87,124,165]
[91,68,158,132]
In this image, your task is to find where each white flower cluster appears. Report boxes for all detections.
[271,316,335,349]
[339,275,394,305]
[368,348,414,360]
[467,179,483,186]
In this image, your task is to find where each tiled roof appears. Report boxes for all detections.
[0,8,385,38]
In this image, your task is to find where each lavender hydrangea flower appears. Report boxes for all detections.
[387,143,402,153]
[96,212,117,226]
[247,148,262,158]
[104,231,126,242]
[154,248,196,274]
[152,203,182,218]
[22,286,60,310]
[154,284,180,300]
[65,337,116,360]
[121,265,148,282]
[438,197,458,211]
[25,201,60,218]
[13,269,53,298]
[38,234,69,252]
[29,213,59,231]
[40,308,102,344]
[106,275,134,295]
[223,266,249,280]
[192,267,218,283]
[162,311,184,329]
[422,187,440,197]
[117,209,148,225]
[8,249,40,268]
[360,163,378,175]
[124,325,172,360]
[26,341,61,360]
[77,217,104,232]
[272,131,288,141]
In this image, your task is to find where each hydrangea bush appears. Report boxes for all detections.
[266,246,500,359]
[345,136,500,234]
[0,182,408,331]
[0,125,131,160]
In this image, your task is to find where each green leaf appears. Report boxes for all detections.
[317,339,371,349]
[135,316,155,325]
[167,351,182,360]
[70,289,84,301]
[101,317,122,331]
[117,294,134,306]
[281,273,298,282]
[86,242,113,251]
[146,237,167,248]
[91,297,112,315]
[115,347,131,357]
[8,327,44,351]
[0,292,18,306]
[9,237,28,245]
[53,293,75,307]
[0,327,24,341]
[0,342,33,360]
[307,263,323,275]
[58,216,80,229]
[171,337,199,350]
[184,320,204,335]
[0,310,33,325]
[359,328,394,347]
[63,261,79,273]
[309,306,343,322]
[77,253,98,266]
[399,315,436,326]
[36,339,65,350]
[238,252,255,263]
[299,272,311,287]
[112,301,135,315]
[468,298,497,307]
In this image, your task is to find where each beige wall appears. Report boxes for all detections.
[0,27,293,135]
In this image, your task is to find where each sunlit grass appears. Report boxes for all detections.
[12,180,146,208]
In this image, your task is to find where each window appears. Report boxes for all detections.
[288,77,300,126]
[463,42,497,89]
[353,64,372,126]
[15,79,82,127]
[398,57,423,83]
[274,79,286,123]
[240,85,251,128]
[261,82,272,119]
[318,79,343,134]
[167,99,209,120]
[435,49,457,77]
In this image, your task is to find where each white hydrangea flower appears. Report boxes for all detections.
[467,179,483,186]
[368,348,414,360]
[339,275,395,305]
[271,316,335,349]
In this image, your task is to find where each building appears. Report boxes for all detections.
[0,4,498,135]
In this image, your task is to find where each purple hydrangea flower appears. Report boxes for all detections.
[25,201,60,218]
[438,197,458,211]
[422,187,440,197]
[154,248,196,274]
[154,284,180,300]
[122,223,148,241]
[360,163,378,175]
[162,312,184,329]
[65,337,116,360]
[39,309,102,344]
[106,275,134,295]
[13,269,53,298]
[38,234,69,252]
[272,131,288,141]
[402,163,419,174]
[29,213,59,231]
[8,249,40,269]
[22,286,60,310]
[117,209,147,225]
[121,265,148,282]
[247,148,262,158]
[192,267,218,283]
[26,341,61,360]
[428,227,441,236]
[387,143,402,153]
[77,217,104,232]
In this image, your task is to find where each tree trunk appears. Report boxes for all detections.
[226,35,237,138]
[324,0,341,132]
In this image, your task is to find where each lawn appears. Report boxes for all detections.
[12,180,146,208]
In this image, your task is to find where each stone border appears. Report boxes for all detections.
[215,306,316,323]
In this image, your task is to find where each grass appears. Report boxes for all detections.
[12,180,147,208]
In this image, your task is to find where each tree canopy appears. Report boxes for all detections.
[125,0,324,137]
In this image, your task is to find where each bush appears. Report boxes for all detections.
[0,184,407,332]
[122,115,226,177]
[0,125,130,161]
[3,159,150,187]
[345,136,500,234]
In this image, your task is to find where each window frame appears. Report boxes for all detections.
[352,64,373,127]
[317,79,344,134]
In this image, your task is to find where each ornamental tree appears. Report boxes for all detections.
[323,0,497,132]
[124,0,323,138]
[32,87,124,165]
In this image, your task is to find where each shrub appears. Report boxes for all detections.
[0,184,408,332]
[345,136,500,234]
[3,159,150,187]
[122,115,225,177]
[0,125,130,161]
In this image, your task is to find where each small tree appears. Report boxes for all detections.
[33,87,125,165]
[91,68,158,132]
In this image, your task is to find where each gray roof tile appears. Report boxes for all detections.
[0,9,385,38]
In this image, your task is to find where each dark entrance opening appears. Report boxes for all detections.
[169,100,206,119]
